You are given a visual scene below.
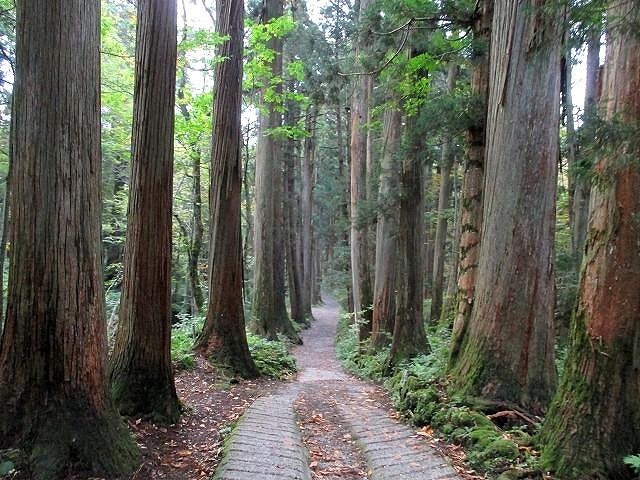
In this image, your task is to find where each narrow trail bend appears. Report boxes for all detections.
[214,298,460,480]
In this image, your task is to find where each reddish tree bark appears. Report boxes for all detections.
[449,0,560,413]
[541,4,640,477]
[0,1,138,477]
[194,0,258,378]
[450,0,492,363]
[109,0,181,423]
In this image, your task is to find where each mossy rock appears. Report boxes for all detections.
[471,437,520,470]
[467,427,501,448]
[508,429,534,447]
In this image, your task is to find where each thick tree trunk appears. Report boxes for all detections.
[195,0,258,378]
[449,0,560,414]
[0,1,138,477]
[109,0,181,423]
[391,121,429,364]
[252,0,297,341]
[371,107,401,349]
[540,6,640,477]
[302,107,318,317]
[450,0,492,361]
[571,32,599,263]
[431,64,458,323]
[350,0,373,341]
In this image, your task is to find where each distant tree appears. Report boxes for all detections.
[195,0,259,378]
[350,0,374,340]
[431,63,458,323]
[390,116,430,364]
[252,0,298,340]
[109,0,181,424]
[449,0,560,413]
[540,3,640,477]
[0,0,138,476]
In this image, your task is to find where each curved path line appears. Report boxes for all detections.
[214,298,459,480]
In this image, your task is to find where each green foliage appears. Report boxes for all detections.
[246,333,296,379]
[335,311,391,379]
[171,314,204,371]
[625,455,640,476]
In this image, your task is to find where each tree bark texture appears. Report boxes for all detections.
[284,109,306,325]
[442,166,461,324]
[302,107,318,317]
[194,0,258,378]
[431,64,457,323]
[350,0,373,340]
[371,107,401,349]
[450,0,492,364]
[540,5,640,476]
[0,1,138,477]
[252,0,297,341]
[390,121,429,364]
[109,0,181,424]
[449,0,560,414]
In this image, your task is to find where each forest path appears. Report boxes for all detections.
[214,298,460,480]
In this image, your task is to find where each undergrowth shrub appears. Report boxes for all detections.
[171,313,203,370]
[335,311,389,379]
[336,313,537,475]
[246,333,296,379]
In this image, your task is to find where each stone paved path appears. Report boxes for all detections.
[214,298,460,480]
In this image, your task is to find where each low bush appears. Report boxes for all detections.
[336,314,538,475]
[171,314,203,370]
[246,333,296,379]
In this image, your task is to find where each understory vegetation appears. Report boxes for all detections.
[170,315,297,378]
[336,310,544,477]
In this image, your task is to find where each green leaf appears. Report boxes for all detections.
[0,461,15,476]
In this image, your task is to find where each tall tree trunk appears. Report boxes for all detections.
[350,0,374,341]
[449,0,560,414]
[252,0,297,341]
[110,0,181,423]
[424,169,435,300]
[284,109,306,325]
[371,107,401,349]
[195,0,258,378]
[0,95,13,330]
[302,107,318,318]
[0,0,138,476]
[450,0,491,362]
[431,64,458,323]
[442,165,461,324]
[390,120,429,364]
[177,0,205,315]
[541,6,640,476]
[312,238,323,304]
[571,31,599,263]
